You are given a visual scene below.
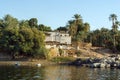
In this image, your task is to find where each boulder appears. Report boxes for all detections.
[84,58,93,64]
[90,63,100,68]
[100,63,106,68]
[68,58,83,66]
[105,64,110,68]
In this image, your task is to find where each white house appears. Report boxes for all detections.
[45,32,71,49]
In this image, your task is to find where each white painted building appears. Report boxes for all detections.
[45,32,71,49]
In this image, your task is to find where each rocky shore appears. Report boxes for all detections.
[69,55,120,69]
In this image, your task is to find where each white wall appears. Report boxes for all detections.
[45,32,71,49]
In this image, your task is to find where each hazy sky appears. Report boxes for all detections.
[0,0,120,30]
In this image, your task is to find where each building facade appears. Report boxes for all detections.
[45,32,71,49]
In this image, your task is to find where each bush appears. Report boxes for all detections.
[75,51,82,56]
[50,57,75,63]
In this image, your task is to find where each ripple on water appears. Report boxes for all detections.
[1,65,120,80]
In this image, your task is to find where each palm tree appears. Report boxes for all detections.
[67,14,82,50]
[109,14,119,50]
[72,14,83,38]
[114,21,120,31]
[109,14,117,27]
[73,14,82,22]
[84,22,90,32]
[73,14,83,28]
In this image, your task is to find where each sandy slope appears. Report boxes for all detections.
[78,47,112,58]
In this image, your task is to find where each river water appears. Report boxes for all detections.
[0,65,120,80]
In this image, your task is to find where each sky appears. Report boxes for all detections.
[0,0,120,30]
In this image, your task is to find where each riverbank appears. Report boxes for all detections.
[0,57,76,66]
[0,60,56,66]
[0,47,115,67]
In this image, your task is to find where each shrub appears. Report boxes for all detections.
[75,51,82,56]
[50,57,75,63]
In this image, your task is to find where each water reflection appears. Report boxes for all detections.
[89,68,120,80]
[0,66,44,80]
[0,65,120,80]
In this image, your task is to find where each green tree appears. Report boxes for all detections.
[109,14,117,27]
[0,15,48,59]
[56,27,68,32]
[0,27,20,59]
[19,20,29,28]
[31,28,47,58]
[18,27,34,56]
[83,22,90,32]
[66,14,91,50]
[38,24,52,31]
[73,14,83,36]
[28,18,38,28]
[109,14,118,48]
[0,27,47,59]
[3,14,19,28]
[67,14,83,41]
[116,31,120,51]
[0,19,4,28]
[67,14,90,42]
[73,14,83,24]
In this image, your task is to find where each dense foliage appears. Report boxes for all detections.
[87,14,120,52]
[0,14,49,59]
[66,14,90,42]
[57,13,120,52]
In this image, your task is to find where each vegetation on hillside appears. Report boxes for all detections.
[0,13,120,59]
